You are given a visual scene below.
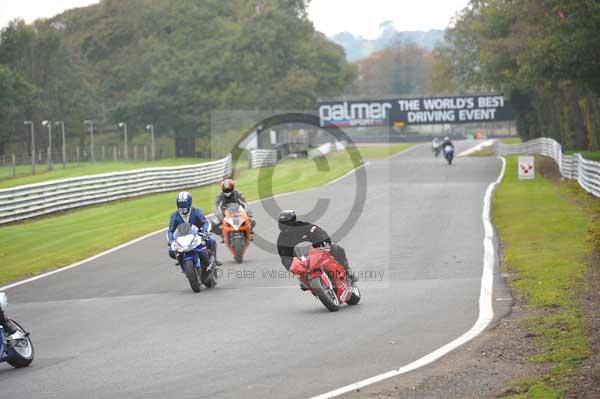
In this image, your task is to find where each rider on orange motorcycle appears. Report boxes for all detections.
[214,179,255,237]
[276,210,357,285]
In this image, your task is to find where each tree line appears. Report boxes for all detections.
[0,0,356,158]
[434,0,600,150]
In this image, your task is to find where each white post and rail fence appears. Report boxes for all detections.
[494,137,600,198]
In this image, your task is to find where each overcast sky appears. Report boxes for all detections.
[0,0,469,38]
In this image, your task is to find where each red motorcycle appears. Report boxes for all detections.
[289,243,361,312]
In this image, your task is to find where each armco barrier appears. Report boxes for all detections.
[249,149,278,169]
[249,141,347,168]
[494,137,600,197]
[0,155,232,225]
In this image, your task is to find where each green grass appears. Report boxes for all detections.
[494,155,596,397]
[351,143,413,159]
[0,158,205,189]
[0,143,411,190]
[0,150,361,285]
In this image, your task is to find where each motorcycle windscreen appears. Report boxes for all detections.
[225,203,243,217]
[293,241,313,260]
[176,223,193,236]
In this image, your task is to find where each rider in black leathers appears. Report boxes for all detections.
[276,210,357,284]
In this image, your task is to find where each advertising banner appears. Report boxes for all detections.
[318,95,514,128]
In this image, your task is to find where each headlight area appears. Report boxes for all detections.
[172,241,184,252]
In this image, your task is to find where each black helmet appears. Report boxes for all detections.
[278,210,296,231]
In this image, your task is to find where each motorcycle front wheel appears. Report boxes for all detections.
[232,236,245,264]
[183,259,201,293]
[5,319,34,368]
[310,275,340,312]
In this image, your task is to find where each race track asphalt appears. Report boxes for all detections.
[0,142,503,399]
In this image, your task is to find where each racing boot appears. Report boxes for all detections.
[299,280,309,291]
[346,267,358,285]
[0,311,17,336]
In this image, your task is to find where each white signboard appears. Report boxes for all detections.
[518,156,535,180]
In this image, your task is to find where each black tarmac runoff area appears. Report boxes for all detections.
[1,142,503,399]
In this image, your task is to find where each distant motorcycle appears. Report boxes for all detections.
[432,140,441,157]
[221,203,252,263]
[0,293,34,368]
[169,223,217,292]
[443,145,454,165]
[289,243,361,312]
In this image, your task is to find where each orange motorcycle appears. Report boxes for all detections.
[221,203,252,263]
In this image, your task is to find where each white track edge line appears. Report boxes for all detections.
[457,139,496,157]
[308,156,507,399]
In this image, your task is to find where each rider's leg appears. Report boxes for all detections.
[0,307,16,335]
[330,244,358,283]
[208,236,222,266]
[168,249,179,266]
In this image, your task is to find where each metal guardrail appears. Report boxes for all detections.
[249,142,347,168]
[249,149,278,169]
[494,137,600,197]
[0,155,232,225]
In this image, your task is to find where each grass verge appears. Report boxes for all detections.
[494,155,598,397]
[0,158,205,189]
[349,143,413,159]
[0,145,406,285]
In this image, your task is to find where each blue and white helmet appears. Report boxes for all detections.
[176,191,192,216]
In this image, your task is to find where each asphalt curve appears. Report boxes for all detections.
[0,142,502,399]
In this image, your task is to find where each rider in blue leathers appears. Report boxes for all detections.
[168,192,222,266]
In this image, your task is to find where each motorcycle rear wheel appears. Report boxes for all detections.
[5,319,34,368]
[183,259,201,293]
[347,285,361,305]
[310,276,340,312]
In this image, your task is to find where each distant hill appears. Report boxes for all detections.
[331,21,445,61]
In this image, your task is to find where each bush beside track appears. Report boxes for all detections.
[0,144,411,286]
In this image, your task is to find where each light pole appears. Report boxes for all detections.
[146,124,155,161]
[84,120,95,163]
[55,121,66,168]
[24,121,35,175]
[42,120,53,171]
[118,122,128,161]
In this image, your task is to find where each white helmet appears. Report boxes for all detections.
[444,136,449,141]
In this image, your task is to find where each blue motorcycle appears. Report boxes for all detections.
[443,144,454,165]
[169,223,218,292]
[0,293,34,368]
